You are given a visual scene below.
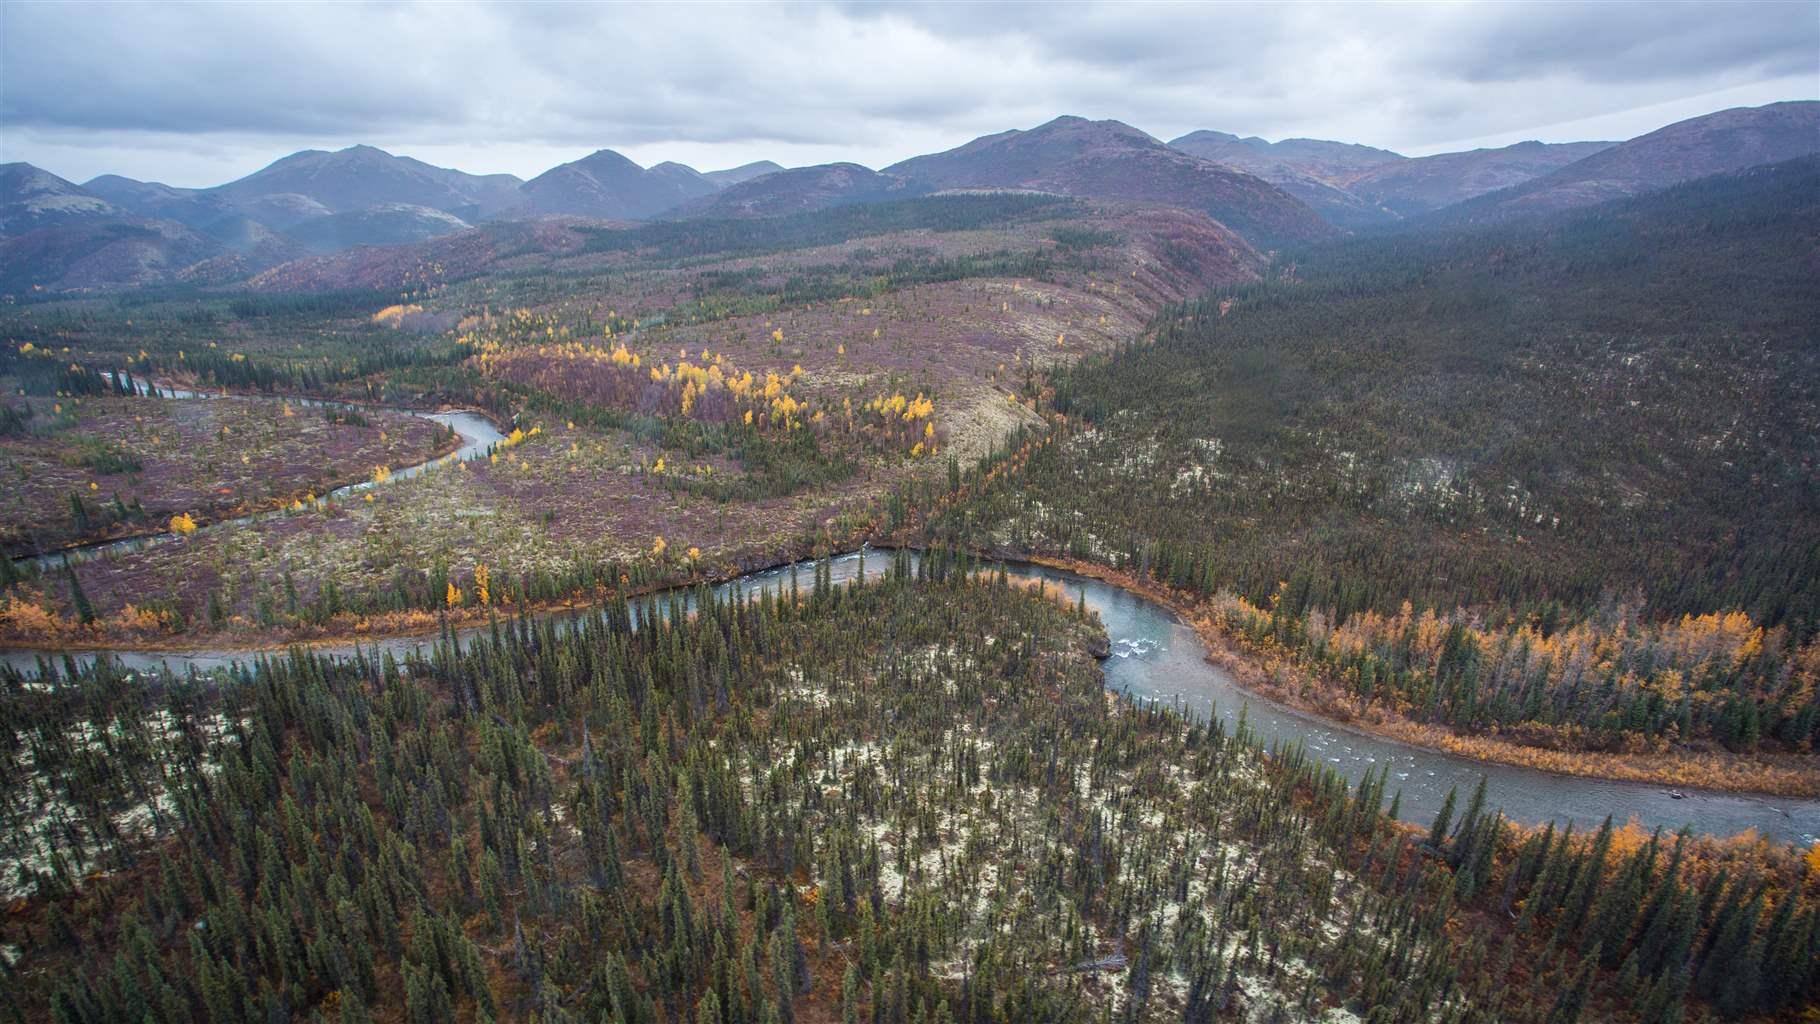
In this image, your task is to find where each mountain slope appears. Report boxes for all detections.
[518,149,720,219]
[283,204,473,253]
[0,164,121,236]
[231,192,333,230]
[702,160,785,186]
[243,217,595,292]
[1344,140,1615,218]
[1168,130,1404,180]
[887,116,1335,249]
[972,156,1820,639]
[674,163,927,219]
[210,145,523,217]
[80,174,240,229]
[0,219,218,293]
[1167,130,1406,227]
[1433,102,1819,224]
[648,161,716,196]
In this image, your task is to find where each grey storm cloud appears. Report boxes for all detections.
[1432,3,1820,84]
[1,4,460,135]
[1,0,1815,185]
[843,2,1815,83]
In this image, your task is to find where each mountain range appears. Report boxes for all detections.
[1168,130,1621,227]
[884,115,1334,248]
[2,100,1814,293]
[1427,100,1820,225]
[517,150,718,220]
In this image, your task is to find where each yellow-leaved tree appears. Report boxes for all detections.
[474,563,490,606]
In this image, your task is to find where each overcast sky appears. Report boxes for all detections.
[3,0,1815,187]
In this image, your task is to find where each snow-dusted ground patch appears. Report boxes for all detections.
[751,628,1410,1024]
[0,678,241,903]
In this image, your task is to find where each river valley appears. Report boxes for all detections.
[7,540,1816,845]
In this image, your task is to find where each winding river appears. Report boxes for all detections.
[3,393,1816,845]
[17,385,507,573]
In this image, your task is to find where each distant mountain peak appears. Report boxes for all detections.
[702,161,785,187]
[1172,129,1242,145]
[1429,100,1820,225]
[213,145,525,217]
[1,163,120,235]
[885,117,1334,248]
[676,162,923,219]
[1029,115,1160,144]
[1161,130,1409,228]
[519,148,718,219]
[1342,139,1616,220]
[573,148,643,170]
[84,172,184,193]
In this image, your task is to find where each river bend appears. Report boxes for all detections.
[5,550,1815,845]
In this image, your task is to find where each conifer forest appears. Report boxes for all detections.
[3,16,1819,1020]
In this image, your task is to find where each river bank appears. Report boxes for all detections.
[0,533,858,655]
[4,424,467,567]
[9,535,1818,802]
[7,390,505,577]
[1010,551,1820,801]
[5,547,1817,841]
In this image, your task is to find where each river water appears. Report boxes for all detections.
[4,549,1815,845]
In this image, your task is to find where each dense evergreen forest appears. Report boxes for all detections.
[935,160,1820,754]
[3,134,1819,1024]
[3,556,1817,1023]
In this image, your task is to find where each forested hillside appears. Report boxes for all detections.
[6,5,1819,1021]
[939,159,1820,757]
[0,192,1256,648]
[5,556,1816,1023]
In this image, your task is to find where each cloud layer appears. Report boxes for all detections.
[2,0,1814,186]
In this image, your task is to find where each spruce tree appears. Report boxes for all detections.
[64,562,95,624]
[1426,787,1457,851]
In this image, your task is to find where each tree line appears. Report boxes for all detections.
[3,552,1815,1022]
